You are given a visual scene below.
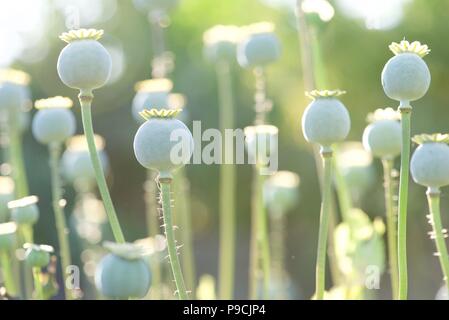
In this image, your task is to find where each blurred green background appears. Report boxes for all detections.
[3,0,449,299]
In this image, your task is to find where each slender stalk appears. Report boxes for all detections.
[159,179,188,300]
[144,169,161,299]
[397,102,411,300]
[32,267,43,300]
[382,158,399,299]
[315,148,333,300]
[0,250,18,297]
[48,142,73,300]
[270,212,287,299]
[427,189,449,292]
[332,155,352,222]
[78,91,125,244]
[216,60,236,300]
[249,169,260,299]
[8,113,29,197]
[174,169,196,298]
[256,170,270,299]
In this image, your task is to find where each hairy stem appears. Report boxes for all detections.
[397,103,411,300]
[427,190,449,293]
[382,158,399,299]
[49,142,73,300]
[160,180,188,300]
[216,60,236,300]
[79,91,125,244]
[316,149,333,300]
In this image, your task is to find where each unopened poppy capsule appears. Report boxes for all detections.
[132,79,173,123]
[0,69,31,113]
[24,243,53,268]
[203,25,241,63]
[8,196,39,226]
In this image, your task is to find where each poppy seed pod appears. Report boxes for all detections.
[0,222,17,251]
[133,109,194,179]
[362,108,401,159]
[95,241,152,299]
[203,25,241,63]
[32,96,76,145]
[263,171,300,215]
[24,243,53,268]
[410,134,449,190]
[132,79,173,123]
[237,22,281,68]
[302,90,350,147]
[381,40,430,102]
[244,125,278,168]
[8,196,39,226]
[0,177,14,222]
[57,29,112,91]
[0,69,31,113]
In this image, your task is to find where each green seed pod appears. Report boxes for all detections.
[32,96,76,145]
[8,196,39,226]
[0,177,14,223]
[381,40,430,102]
[24,243,53,268]
[244,125,278,168]
[95,241,152,299]
[132,79,173,123]
[61,135,109,190]
[410,134,449,190]
[133,0,179,13]
[362,108,401,159]
[133,109,194,179]
[57,29,111,91]
[302,90,350,147]
[0,222,17,251]
[263,171,300,215]
[0,69,31,112]
[237,22,281,68]
[203,25,241,63]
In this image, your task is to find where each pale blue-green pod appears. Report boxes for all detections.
[8,196,39,226]
[133,0,179,13]
[204,41,237,63]
[263,171,300,216]
[57,30,112,91]
[237,32,281,68]
[0,82,28,112]
[95,242,152,299]
[132,92,169,122]
[382,50,430,102]
[363,119,401,159]
[24,244,53,268]
[302,96,350,147]
[0,222,17,251]
[133,110,194,179]
[203,25,241,63]
[0,177,14,223]
[32,108,76,145]
[410,140,449,189]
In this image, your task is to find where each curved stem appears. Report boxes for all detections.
[79,92,125,244]
[144,169,161,299]
[32,267,43,300]
[49,142,73,300]
[216,61,236,300]
[397,104,411,300]
[315,150,333,300]
[0,250,18,297]
[160,179,188,300]
[427,190,449,293]
[382,158,399,299]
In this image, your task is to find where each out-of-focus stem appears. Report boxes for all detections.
[32,267,43,300]
[0,250,18,297]
[8,112,29,198]
[270,211,287,299]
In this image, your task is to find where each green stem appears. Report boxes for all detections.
[332,154,353,222]
[427,190,449,293]
[382,158,399,299]
[32,267,43,300]
[0,250,18,297]
[144,169,162,299]
[270,212,287,299]
[249,170,260,299]
[315,149,333,300]
[256,171,270,299]
[8,112,29,198]
[174,169,196,298]
[160,179,188,300]
[49,142,73,300]
[397,103,411,300]
[79,91,125,244]
[216,60,236,300]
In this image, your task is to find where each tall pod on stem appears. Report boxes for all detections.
[31,96,76,299]
[203,25,240,300]
[381,40,431,299]
[133,108,194,300]
[24,243,53,300]
[301,89,350,299]
[410,134,449,295]
[57,29,125,244]
[363,107,402,298]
